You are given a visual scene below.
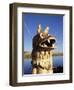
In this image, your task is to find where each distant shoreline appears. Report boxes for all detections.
[24,51,63,59]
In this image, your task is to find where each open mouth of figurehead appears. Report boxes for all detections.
[39,36,56,49]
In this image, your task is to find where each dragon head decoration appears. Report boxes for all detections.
[33,24,56,51]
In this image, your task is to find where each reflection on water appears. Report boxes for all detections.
[23,56,63,74]
[23,59,32,74]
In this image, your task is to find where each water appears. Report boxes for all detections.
[53,56,63,67]
[23,59,32,74]
[23,56,63,74]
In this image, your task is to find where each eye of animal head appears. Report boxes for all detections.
[40,33,48,39]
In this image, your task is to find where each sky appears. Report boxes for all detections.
[23,13,63,52]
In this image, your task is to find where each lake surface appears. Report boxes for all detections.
[23,56,63,74]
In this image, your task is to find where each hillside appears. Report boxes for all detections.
[24,51,63,59]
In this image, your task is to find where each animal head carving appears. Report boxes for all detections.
[33,24,56,51]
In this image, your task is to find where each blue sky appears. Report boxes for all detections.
[23,13,63,52]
